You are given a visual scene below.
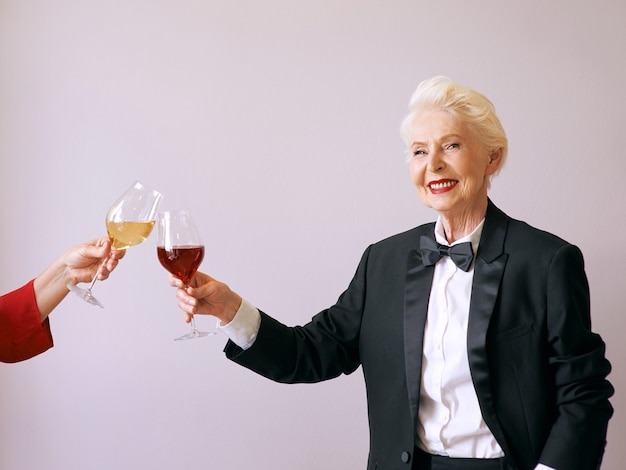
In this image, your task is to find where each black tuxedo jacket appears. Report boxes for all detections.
[225,200,613,470]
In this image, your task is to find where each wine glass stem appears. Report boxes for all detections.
[87,256,110,291]
[190,315,198,334]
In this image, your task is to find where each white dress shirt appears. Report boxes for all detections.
[417,218,503,458]
[219,297,260,350]
[219,219,555,470]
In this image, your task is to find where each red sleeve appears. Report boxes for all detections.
[0,280,54,363]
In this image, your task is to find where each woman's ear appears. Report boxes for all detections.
[485,148,503,175]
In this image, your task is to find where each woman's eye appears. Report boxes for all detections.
[446,143,460,150]
[412,149,426,157]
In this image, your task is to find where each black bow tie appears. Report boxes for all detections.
[419,236,474,272]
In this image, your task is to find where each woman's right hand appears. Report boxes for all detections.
[168,272,242,325]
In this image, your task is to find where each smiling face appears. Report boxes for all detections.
[409,108,502,222]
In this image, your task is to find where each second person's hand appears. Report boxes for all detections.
[169,272,242,326]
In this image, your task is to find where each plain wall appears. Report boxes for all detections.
[1,1,624,468]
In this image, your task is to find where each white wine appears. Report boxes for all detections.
[106,220,155,249]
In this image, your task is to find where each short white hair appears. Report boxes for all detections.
[400,76,508,175]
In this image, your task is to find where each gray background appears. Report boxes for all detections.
[1,1,624,468]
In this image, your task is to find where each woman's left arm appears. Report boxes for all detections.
[540,244,614,469]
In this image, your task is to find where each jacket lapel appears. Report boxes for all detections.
[404,238,435,431]
[467,200,510,452]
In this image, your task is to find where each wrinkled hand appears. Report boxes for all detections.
[168,271,242,325]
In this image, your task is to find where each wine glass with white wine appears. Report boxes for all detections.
[67,180,163,307]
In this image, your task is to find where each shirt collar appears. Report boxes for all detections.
[434,217,484,256]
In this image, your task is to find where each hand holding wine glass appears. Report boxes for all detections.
[168,270,242,326]
[157,209,215,340]
[67,180,163,307]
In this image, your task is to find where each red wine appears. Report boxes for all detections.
[157,245,205,285]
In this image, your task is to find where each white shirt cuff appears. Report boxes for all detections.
[218,298,261,350]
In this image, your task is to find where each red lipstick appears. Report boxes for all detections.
[428,179,457,194]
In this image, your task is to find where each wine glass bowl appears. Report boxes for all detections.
[106,181,162,249]
[157,245,205,286]
[106,220,156,250]
[156,209,214,340]
[67,180,163,307]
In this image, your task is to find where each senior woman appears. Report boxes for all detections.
[167,76,613,470]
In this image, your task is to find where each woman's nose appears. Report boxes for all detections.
[427,150,445,172]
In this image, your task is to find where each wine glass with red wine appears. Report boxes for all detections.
[157,209,215,340]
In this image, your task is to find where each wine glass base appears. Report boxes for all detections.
[173,330,216,341]
[67,284,104,308]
